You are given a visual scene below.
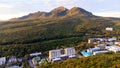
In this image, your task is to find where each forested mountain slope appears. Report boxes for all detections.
[0,6,120,57]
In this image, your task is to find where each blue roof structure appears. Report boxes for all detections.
[81,50,92,57]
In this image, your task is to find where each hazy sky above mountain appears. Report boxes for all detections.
[0,0,120,20]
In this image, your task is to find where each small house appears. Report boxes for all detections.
[106,27,113,31]
[30,52,42,57]
[115,42,120,45]
[108,37,117,42]
[106,45,120,53]
[8,56,17,63]
[0,57,6,65]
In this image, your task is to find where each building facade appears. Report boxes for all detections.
[64,47,76,56]
[0,57,6,65]
[49,49,61,60]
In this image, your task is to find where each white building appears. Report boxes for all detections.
[106,45,120,53]
[93,50,109,55]
[87,47,101,53]
[105,42,114,45]
[30,52,42,57]
[8,56,17,63]
[49,47,76,62]
[115,42,120,45]
[49,49,61,60]
[64,47,76,58]
[108,37,117,41]
[0,57,6,65]
[52,58,61,62]
[106,27,113,31]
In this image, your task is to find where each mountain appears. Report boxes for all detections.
[10,6,94,21]
[68,7,93,16]
[0,6,120,57]
[50,6,68,17]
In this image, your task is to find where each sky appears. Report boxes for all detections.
[0,0,120,20]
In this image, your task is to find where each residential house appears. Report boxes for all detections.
[105,45,120,53]
[115,42,120,45]
[30,52,42,57]
[106,27,113,31]
[108,37,117,42]
[8,56,17,63]
[0,57,6,65]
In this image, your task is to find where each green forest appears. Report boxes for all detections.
[0,16,120,57]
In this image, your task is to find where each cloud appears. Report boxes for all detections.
[98,0,106,2]
[0,4,13,8]
[33,0,39,2]
[35,0,50,4]
[56,0,78,6]
[40,0,78,7]
[0,12,28,20]
[93,11,120,18]
[99,0,105,1]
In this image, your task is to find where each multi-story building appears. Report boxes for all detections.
[49,49,61,60]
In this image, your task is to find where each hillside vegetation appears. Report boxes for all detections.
[37,52,120,68]
[0,17,118,45]
[0,7,120,57]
